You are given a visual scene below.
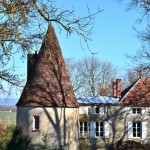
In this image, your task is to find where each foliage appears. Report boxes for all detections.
[0,124,32,150]
[79,114,90,121]
[6,126,31,150]
[79,139,91,150]
[0,124,15,150]
[108,140,150,150]
[0,123,6,135]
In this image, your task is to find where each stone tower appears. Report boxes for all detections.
[16,24,79,149]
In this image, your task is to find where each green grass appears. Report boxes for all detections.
[0,112,16,125]
[0,112,16,115]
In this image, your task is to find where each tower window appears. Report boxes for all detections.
[33,116,40,130]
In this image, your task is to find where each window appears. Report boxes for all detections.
[132,108,141,114]
[95,106,104,114]
[90,121,109,138]
[33,116,40,130]
[95,106,99,114]
[128,122,147,139]
[79,122,88,137]
[95,122,104,137]
[133,122,141,137]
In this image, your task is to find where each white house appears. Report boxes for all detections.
[78,78,150,149]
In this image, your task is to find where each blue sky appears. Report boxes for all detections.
[57,0,145,67]
[1,0,147,105]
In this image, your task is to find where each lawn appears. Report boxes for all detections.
[0,112,16,125]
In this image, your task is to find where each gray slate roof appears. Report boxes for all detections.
[77,96,119,104]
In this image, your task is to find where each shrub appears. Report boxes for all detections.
[0,124,59,150]
[0,124,6,135]
[0,124,14,150]
[0,124,31,150]
[107,140,150,150]
[6,126,31,150]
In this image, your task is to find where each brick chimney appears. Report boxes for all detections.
[27,51,37,81]
[116,79,121,98]
[113,81,117,97]
[113,79,121,98]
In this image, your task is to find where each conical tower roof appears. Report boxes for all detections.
[17,24,79,107]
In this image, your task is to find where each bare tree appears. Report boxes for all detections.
[122,64,150,90]
[127,48,150,71]
[125,0,150,21]
[128,0,150,72]
[66,56,119,96]
[0,0,101,95]
[118,0,150,73]
[65,58,84,95]
[98,62,119,96]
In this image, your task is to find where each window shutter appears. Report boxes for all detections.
[141,108,146,115]
[128,122,133,138]
[104,121,109,138]
[142,122,147,139]
[128,107,132,114]
[90,106,95,114]
[99,107,104,114]
[90,121,95,138]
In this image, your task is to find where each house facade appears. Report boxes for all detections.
[78,78,150,149]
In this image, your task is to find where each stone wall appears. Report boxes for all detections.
[17,107,79,150]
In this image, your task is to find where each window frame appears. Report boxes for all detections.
[133,122,141,138]
[132,108,141,115]
[95,122,104,138]
[79,122,88,138]
[33,116,40,131]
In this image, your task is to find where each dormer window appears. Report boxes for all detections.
[95,106,104,114]
[132,108,141,114]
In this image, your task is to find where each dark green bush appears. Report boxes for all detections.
[0,124,31,150]
[6,126,31,150]
[0,124,14,150]
[107,140,150,150]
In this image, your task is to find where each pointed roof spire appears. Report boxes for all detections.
[17,24,79,107]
